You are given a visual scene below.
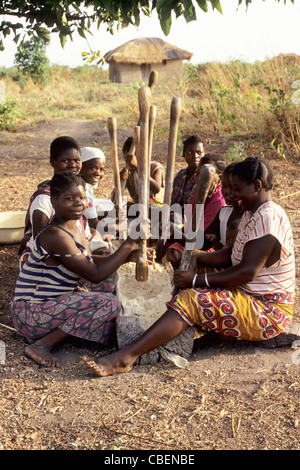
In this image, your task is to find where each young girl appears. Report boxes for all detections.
[190,153,227,229]
[80,146,111,254]
[111,136,165,205]
[204,162,244,250]
[171,135,205,207]
[80,146,105,230]
[12,172,146,368]
[83,156,295,377]
[19,136,83,265]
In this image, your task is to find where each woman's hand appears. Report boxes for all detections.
[173,266,195,289]
[125,247,156,264]
[206,233,218,243]
[146,247,156,264]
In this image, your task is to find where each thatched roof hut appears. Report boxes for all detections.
[104,37,193,84]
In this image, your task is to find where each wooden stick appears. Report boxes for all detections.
[107,117,126,239]
[279,190,300,200]
[122,71,159,201]
[133,126,140,161]
[128,70,158,157]
[149,70,159,92]
[135,86,151,281]
[158,97,182,245]
[147,105,157,201]
[107,117,121,209]
[164,97,182,206]
[179,164,216,272]
[0,322,16,332]
[137,70,158,126]
[133,125,140,203]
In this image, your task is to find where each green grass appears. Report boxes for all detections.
[0,55,299,156]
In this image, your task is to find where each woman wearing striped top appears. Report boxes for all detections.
[12,172,150,368]
[82,157,295,377]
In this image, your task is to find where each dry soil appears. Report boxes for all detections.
[0,118,299,452]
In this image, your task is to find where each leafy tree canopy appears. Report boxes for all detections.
[0,0,295,52]
[14,36,50,84]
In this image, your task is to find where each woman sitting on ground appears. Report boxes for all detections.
[12,171,152,368]
[83,156,295,377]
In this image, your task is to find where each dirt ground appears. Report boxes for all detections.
[0,118,299,452]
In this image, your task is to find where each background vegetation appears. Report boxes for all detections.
[0,53,299,158]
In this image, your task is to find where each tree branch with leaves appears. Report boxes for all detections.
[0,0,295,52]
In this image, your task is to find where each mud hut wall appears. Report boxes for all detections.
[153,59,183,80]
[108,59,184,83]
[109,62,142,83]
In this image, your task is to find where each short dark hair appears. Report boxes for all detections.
[50,136,80,161]
[122,136,134,155]
[183,135,204,155]
[230,156,274,190]
[50,171,86,199]
[200,153,227,176]
[223,162,237,176]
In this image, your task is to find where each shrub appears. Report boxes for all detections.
[0,97,21,130]
[14,37,50,86]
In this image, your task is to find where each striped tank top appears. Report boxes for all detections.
[231,201,295,301]
[14,224,92,303]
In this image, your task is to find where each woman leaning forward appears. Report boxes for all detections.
[83,156,295,377]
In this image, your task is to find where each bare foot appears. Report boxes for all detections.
[25,342,61,368]
[82,353,134,377]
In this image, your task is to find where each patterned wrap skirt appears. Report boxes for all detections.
[166,268,293,342]
[11,273,121,347]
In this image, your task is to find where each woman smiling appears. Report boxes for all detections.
[12,171,145,367]
[82,156,295,377]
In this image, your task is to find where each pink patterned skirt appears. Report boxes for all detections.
[11,273,121,347]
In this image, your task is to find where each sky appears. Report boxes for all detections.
[0,0,300,68]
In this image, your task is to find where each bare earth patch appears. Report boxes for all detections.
[0,118,299,451]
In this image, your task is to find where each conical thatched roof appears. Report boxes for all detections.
[104,37,193,65]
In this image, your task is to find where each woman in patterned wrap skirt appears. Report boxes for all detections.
[82,156,295,377]
[11,171,152,367]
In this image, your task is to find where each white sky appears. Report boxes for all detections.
[0,0,300,68]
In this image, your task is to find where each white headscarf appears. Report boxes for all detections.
[81,147,105,164]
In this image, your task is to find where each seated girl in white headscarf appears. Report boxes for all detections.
[80,147,111,254]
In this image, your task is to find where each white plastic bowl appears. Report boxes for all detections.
[0,211,26,244]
